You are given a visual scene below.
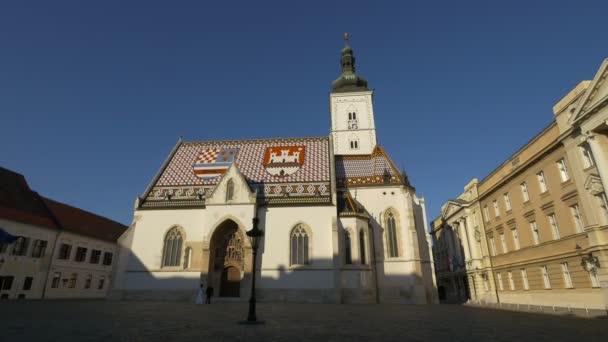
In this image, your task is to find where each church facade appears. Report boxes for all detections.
[112,38,438,304]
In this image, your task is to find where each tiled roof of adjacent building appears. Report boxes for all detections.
[0,167,126,242]
[141,137,332,207]
[335,146,411,188]
[0,167,58,230]
[42,198,126,242]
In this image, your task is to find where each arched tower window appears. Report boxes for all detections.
[345,230,353,264]
[349,136,359,150]
[226,179,234,201]
[162,227,184,267]
[290,225,309,265]
[359,229,367,264]
[386,212,399,258]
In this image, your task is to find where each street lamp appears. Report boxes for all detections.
[240,217,264,324]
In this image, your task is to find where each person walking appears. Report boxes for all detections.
[205,285,214,304]
[195,283,204,305]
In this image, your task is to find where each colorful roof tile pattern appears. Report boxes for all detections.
[142,137,331,207]
[335,146,408,188]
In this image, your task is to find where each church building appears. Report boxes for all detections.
[112,36,438,304]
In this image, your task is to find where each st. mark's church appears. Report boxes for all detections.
[112,36,438,304]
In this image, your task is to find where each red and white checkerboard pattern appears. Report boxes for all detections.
[155,137,330,187]
[195,149,220,164]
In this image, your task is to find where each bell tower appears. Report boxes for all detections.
[330,33,377,155]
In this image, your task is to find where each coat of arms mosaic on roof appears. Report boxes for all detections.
[142,137,330,207]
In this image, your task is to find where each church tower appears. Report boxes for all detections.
[330,33,377,155]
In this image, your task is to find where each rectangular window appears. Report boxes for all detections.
[68,273,77,288]
[84,274,92,289]
[511,228,520,250]
[507,271,515,290]
[561,263,573,288]
[548,214,560,240]
[537,171,548,193]
[500,233,508,253]
[31,239,48,258]
[75,247,87,262]
[0,276,14,290]
[520,182,530,202]
[541,266,551,289]
[557,158,570,182]
[503,193,512,211]
[51,272,61,288]
[497,272,504,290]
[590,271,601,288]
[521,269,529,290]
[483,275,489,291]
[90,250,101,264]
[102,252,113,266]
[493,200,500,217]
[530,221,540,245]
[483,206,490,222]
[0,241,8,254]
[97,276,105,290]
[580,143,595,168]
[489,236,497,256]
[597,192,608,221]
[22,276,33,291]
[58,244,72,260]
[570,204,584,233]
[11,237,30,256]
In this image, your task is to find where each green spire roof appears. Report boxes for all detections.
[331,33,369,93]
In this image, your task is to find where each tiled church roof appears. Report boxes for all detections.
[335,146,410,188]
[141,137,332,207]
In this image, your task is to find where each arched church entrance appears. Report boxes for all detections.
[207,219,250,298]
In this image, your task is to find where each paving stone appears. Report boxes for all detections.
[0,301,606,341]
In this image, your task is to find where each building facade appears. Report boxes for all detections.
[431,179,498,304]
[0,167,126,300]
[432,58,608,311]
[112,37,438,304]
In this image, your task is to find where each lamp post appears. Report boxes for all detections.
[241,217,264,324]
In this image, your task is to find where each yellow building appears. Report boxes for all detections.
[433,58,608,312]
[0,167,126,300]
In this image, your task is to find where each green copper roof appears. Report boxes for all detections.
[331,33,369,93]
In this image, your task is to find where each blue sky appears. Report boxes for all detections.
[1,1,607,225]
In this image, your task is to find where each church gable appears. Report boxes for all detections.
[140,137,331,208]
[335,145,409,188]
[204,163,255,205]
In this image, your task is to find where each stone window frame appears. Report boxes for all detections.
[359,227,368,265]
[289,223,313,267]
[225,178,235,202]
[161,226,186,269]
[383,208,402,259]
[556,158,570,183]
[343,227,354,265]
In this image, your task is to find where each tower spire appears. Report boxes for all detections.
[331,33,369,93]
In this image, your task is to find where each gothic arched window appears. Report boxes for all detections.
[162,227,183,267]
[359,229,367,264]
[226,179,234,201]
[386,212,399,258]
[345,230,353,264]
[290,225,309,265]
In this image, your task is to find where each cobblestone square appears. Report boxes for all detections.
[1,301,607,341]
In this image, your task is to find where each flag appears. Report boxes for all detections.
[0,228,20,243]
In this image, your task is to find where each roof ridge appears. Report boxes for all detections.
[181,136,328,145]
[42,197,126,227]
